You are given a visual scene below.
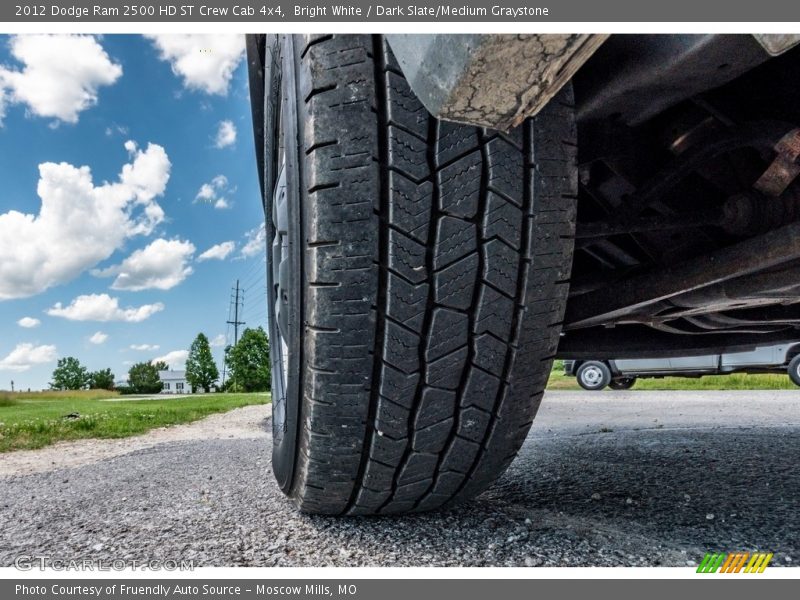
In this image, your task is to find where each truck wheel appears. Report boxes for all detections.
[576,361,612,390]
[263,34,576,515]
[609,377,636,390]
[788,355,800,386]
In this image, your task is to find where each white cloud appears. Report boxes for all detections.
[0,34,122,125]
[0,343,57,372]
[130,343,160,351]
[47,293,164,322]
[198,241,235,262]
[0,141,171,300]
[241,223,266,258]
[145,34,245,95]
[93,238,195,291]
[214,119,237,148]
[89,331,108,345]
[17,317,40,328]
[210,334,226,347]
[152,350,188,370]
[195,174,232,210]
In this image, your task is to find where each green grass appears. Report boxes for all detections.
[0,390,269,453]
[1,389,122,401]
[547,362,797,391]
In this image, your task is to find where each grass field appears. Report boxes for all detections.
[547,360,797,391]
[0,390,270,453]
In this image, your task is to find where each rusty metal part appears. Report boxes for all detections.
[599,121,798,223]
[564,221,800,331]
[386,34,608,131]
[753,128,800,197]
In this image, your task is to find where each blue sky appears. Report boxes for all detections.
[0,34,267,390]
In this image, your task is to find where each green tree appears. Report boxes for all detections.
[127,361,167,394]
[89,368,115,390]
[50,357,91,390]
[225,327,271,392]
[186,333,219,392]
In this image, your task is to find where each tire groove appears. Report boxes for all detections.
[376,94,438,515]
[414,126,487,510]
[441,119,534,506]
[341,35,386,516]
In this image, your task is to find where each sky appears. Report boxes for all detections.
[0,34,268,390]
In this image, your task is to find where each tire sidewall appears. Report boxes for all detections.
[609,377,636,390]
[577,361,611,390]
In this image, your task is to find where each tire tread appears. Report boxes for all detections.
[287,34,576,515]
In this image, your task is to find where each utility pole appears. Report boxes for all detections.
[227,279,246,345]
[222,280,246,390]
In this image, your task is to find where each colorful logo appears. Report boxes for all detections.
[697,552,773,573]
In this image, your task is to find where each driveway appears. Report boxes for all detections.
[0,390,797,567]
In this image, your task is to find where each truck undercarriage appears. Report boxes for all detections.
[561,35,800,357]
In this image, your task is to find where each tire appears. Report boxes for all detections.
[576,361,612,391]
[788,355,800,386]
[264,34,577,515]
[609,377,636,390]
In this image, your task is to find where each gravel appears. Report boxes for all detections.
[0,390,797,567]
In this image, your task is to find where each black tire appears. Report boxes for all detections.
[576,361,612,391]
[609,377,636,390]
[788,355,800,386]
[264,34,577,515]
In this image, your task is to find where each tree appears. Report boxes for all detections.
[225,327,271,392]
[50,357,90,390]
[185,333,219,393]
[127,361,167,394]
[89,368,115,390]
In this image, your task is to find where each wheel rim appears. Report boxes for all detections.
[264,35,301,492]
[271,162,289,438]
[581,365,604,387]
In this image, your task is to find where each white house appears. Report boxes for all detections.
[159,370,188,394]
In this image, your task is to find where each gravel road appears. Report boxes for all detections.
[1,390,797,567]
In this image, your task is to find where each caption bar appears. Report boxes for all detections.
[5,0,800,22]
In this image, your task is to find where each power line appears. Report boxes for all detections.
[239,256,266,285]
[241,269,266,293]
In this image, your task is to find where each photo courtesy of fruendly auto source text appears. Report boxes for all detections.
[0,0,798,596]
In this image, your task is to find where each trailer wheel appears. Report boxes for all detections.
[576,361,612,391]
